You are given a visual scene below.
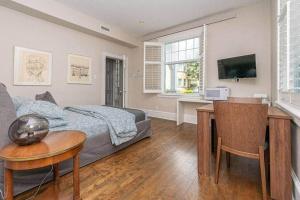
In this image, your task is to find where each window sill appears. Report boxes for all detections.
[275,100,300,126]
[157,93,203,98]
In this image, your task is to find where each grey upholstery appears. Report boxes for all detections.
[0,84,16,149]
[35,91,57,105]
[0,83,17,190]
[123,108,146,122]
[104,105,146,122]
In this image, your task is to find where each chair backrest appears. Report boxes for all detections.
[228,97,262,104]
[214,101,268,155]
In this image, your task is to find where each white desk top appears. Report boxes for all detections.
[177,98,212,104]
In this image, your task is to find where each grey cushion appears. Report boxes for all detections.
[0,84,16,149]
[123,108,146,122]
[35,91,57,105]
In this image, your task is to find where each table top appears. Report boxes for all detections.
[0,131,86,162]
[197,104,292,120]
[178,98,212,103]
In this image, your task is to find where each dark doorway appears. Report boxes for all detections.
[105,57,124,108]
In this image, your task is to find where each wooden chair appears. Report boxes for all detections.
[224,97,263,167]
[228,97,262,104]
[214,101,268,200]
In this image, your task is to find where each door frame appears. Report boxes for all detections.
[103,52,128,108]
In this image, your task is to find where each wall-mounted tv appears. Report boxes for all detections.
[217,54,256,79]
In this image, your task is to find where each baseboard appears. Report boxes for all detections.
[142,109,176,121]
[292,169,300,200]
[136,108,197,124]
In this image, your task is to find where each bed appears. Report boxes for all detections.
[0,92,152,196]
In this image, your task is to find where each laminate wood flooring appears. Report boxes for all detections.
[16,118,264,200]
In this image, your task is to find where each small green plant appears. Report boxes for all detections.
[182,89,193,94]
[184,62,200,92]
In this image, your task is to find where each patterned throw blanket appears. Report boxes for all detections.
[65,106,137,146]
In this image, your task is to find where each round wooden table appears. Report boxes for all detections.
[0,131,86,200]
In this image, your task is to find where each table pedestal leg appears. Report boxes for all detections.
[73,154,80,200]
[53,164,60,184]
[269,118,291,200]
[197,111,211,176]
[4,168,13,200]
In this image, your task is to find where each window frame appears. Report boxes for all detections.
[277,0,300,117]
[162,36,203,96]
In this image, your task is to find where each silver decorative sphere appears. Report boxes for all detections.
[8,114,49,146]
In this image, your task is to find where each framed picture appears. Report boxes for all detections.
[14,47,52,85]
[67,54,92,84]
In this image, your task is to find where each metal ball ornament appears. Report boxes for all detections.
[8,114,49,146]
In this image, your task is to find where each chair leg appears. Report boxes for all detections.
[215,137,222,184]
[264,148,270,181]
[259,146,268,200]
[226,152,230,168]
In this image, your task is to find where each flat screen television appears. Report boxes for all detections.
[217,54,256,79]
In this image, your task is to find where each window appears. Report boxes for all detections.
[164,38,201,94]
[143,26,206,95]
[278,0,300,108]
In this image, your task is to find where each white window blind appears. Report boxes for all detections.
[143,42,163,93]
[278,0,300,108]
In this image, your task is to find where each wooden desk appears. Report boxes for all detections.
[197,104,292,200]
[0,131,86,200]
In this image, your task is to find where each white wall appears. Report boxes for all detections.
[0,6,133,106]
[0,0,139,47]
[128,0,272,117]
[206,1,271,97]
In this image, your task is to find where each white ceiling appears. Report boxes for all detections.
[55,0,261,37]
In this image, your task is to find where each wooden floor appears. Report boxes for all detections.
[16,118,265,200]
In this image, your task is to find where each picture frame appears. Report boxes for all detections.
[67,54,92,84]
[14,47,52,86]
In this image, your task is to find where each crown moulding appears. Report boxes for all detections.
[0,0,140,48]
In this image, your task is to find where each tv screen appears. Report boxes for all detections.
[217,54,256,79]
